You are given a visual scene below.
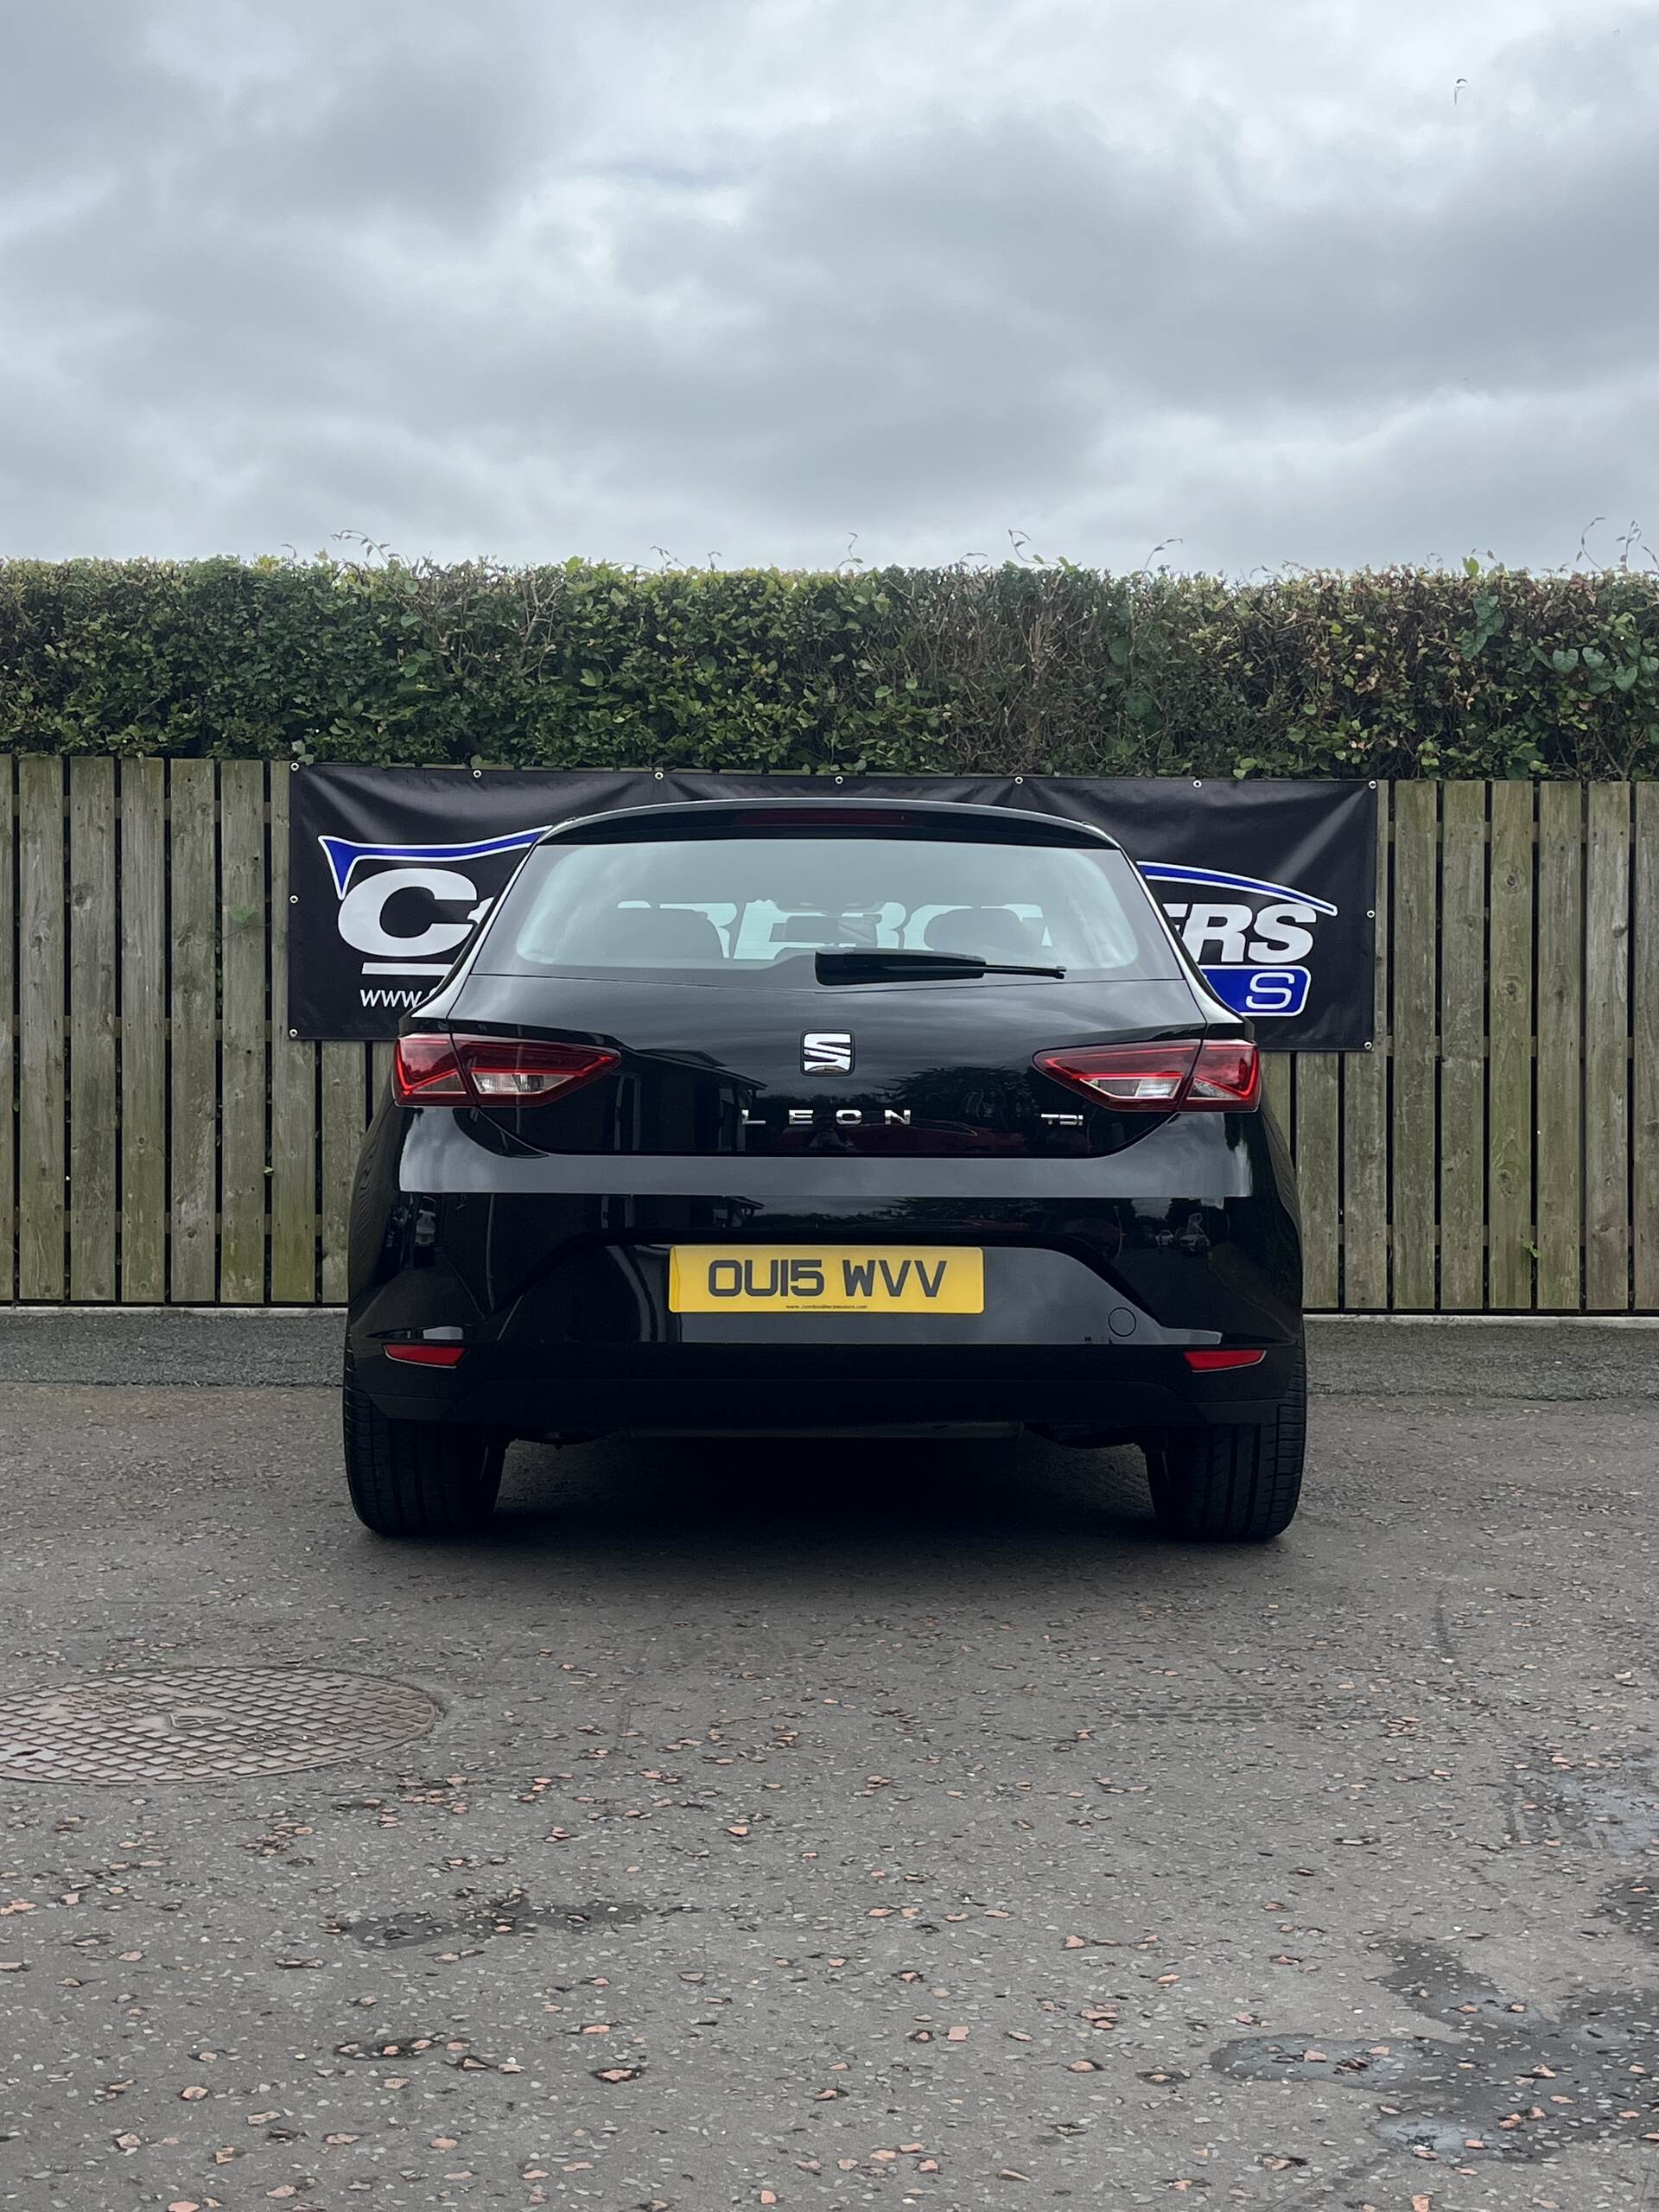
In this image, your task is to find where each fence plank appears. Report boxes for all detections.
[1294,1056,1341,1308]
[1390,782,1438,1308]
[1261,1052,1292,1134]
[318,1046,362,1303]
[0,762,13,1302]
[169,760,218,1301]
[1340,786,1388,1308]
[219,762,267,1302]
[118,761,168,1300]
[1636,781,1659,1311]
[16,759,65,1300]
[1535,785,1584,1309]
[269,769,318,1301]
[1486,782,1535,1308]
[1437,784,1486,1310]
[1584,783,1631,1310]
[67,760,118,1300]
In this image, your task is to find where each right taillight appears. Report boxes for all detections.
[392,1033,619,1108]
[1033,1039,1260,1112]
[1184,1040,1261,1109]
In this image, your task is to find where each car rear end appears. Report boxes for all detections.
[344,799,1305,1540]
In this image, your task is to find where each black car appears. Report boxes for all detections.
[344,798,1305,1541]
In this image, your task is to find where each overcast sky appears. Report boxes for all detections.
[2,0,1655,575]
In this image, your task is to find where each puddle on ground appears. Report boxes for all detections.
[1508,1745,1659,1858]
[334,1893,650,1950]
[1215,1930,1658,2162]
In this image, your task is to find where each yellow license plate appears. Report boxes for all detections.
[669,1246,984,1314]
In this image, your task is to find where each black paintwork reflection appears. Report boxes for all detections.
[353,1182,1296,1344]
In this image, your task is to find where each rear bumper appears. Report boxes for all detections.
[346,1112,1302,1439]
[351,1338,1303,1437]
[348,1238,1301,1438]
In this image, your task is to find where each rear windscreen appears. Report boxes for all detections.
[477,836,1180,982]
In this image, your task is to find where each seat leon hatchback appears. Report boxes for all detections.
[344,798,1306,1541]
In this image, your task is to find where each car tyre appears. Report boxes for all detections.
[1144,1338,1306,1542]
[343,1352,504,1538]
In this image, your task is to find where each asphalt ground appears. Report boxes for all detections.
[0,1316,1654,2212]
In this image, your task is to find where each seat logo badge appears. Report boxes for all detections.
[803,1032,855,1075]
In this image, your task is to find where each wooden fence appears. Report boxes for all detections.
[0,758,1655,1309]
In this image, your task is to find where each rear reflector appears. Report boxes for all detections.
[1183,1347,1267,1371]
[1033,1039,1260,1111]
[384,1342,467,1368]
[393,1033,619,1108]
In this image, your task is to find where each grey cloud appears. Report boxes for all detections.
[224,14,572,229]
[1047,372,1659,578]
[0,0,1654,570]
[687,60,1659,423]
[0,5,172,184]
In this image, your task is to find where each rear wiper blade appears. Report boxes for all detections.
[816,949,1066,983]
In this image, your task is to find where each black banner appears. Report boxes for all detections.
[288,768,1376,1050]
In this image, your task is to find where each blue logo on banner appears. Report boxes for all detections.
[1200,965,1312,1018]
[1136,863,1338,917]
[1141,864,1334,1021]
[317,827,550,897]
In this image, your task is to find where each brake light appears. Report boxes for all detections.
[737,809,920,828]
[392,1033,619,1108]
[1183,1347,1267,1371]
[1033,1039,1260,1112]
[392,1033,471,1103]
[385,1342,467,1367]
[1186,1040,1261,1109]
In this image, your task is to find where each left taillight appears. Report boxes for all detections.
[392,1033,620,1108]
[1033,1039,1261,1112]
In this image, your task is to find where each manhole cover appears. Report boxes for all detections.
[0,1668,442,1784]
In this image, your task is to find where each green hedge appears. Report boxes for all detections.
[3,554,1657,777]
